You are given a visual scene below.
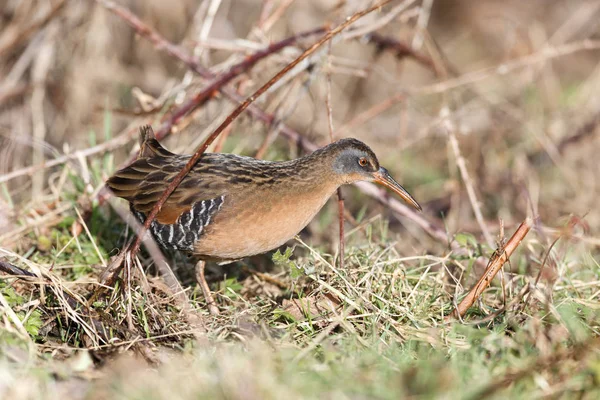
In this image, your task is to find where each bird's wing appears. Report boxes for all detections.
[106,155,229,225]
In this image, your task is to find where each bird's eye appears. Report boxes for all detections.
[358,157,368,167]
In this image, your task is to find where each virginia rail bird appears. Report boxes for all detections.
[107,126,421,314]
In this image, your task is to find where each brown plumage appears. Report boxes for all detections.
[107,126,421,262]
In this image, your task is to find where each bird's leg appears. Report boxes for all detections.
[195,260,220,316]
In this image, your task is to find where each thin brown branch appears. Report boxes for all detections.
[254,126,280,159]
[447,217,533,320]
[95,0,325,145]
[519,232,562,313]
[334,92,406,138]
[413,39,600,95]
[442,108,494,248]
[95,0,202,73]
[366,32,441,76]
[0,127,139,184]
[0,82,30,106]
[527,103,600,168]
[325,42,345,270]
[558,110,600,153]
[152,26,328,141]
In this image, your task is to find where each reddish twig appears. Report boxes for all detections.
[325,42,345,270]
[447,218,533,320]
[335,188,346,268]
[212,124,234,153]
[152,26,328,141]
[254,126,280,159]
[557,110,600,154]
[366,32,440,76]
[95,0,325,143]
[99,0,395,287]
[95,0,202,73]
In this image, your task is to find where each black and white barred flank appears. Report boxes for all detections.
[132,196,225,252]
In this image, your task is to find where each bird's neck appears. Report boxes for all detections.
[277,151,342,195]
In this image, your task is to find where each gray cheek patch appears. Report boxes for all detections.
[131,196,225,252]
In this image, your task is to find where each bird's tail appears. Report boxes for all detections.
[137,125,176,159]
[106,125,175,202]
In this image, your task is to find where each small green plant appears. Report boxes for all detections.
[273,247,304,279]
[0,284,43,338]
[218,277,243,298]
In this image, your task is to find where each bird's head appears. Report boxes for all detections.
[327,138,422,211]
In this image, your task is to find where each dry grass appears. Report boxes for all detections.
[1,0,600,398]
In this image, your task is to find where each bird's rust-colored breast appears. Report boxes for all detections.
[194,180,338,260]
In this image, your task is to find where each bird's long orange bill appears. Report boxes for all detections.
[373,167,422,211]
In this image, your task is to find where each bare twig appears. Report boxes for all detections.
[150,26,328,141]
[30,24,56,199]
[96,1,326,155]
[176,0,223,104]
[0,126,139,184]
[96,0,326,138]
[556,110,600,154]
[411,0,434,50]
[442,108,494,248]
[325,42,345,270]
[257,0,295,32]
[413,40,600,95]
[341,0,417,41]
[334,92,406,137]
[367,32,440,75]
[447,218,533,320]
[519,233,562,312]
